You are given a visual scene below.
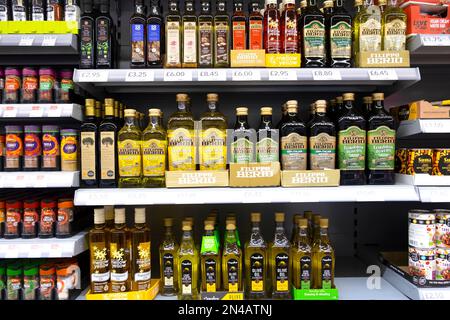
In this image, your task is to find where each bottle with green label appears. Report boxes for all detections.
[367,93,395,185]
[177,220,199,300]
[300,0,326,67]
[292,218,312,290]
[222,220,243,293]
[200,220,221,293]
[257,107,279,163]
[312,218,334,289]
[337,93,366,185]
[230,107,256,164]
[327,0,352,68]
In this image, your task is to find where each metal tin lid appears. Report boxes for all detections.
[42,125,60,133]
[24,125,41,133]
[60,129,78,136]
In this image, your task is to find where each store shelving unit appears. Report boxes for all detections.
[397,119,450,138]
[408,34,450,65]
[0,103,83,121]
[0,171,80,188]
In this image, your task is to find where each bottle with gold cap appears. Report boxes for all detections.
[81,99,98,188]
[292,218,312,290]
[300,0,326,67]
[168,94,196,171]
[327,0,352,68]
[89,208,110,294]
[335,95,344,119]
[110,208,131,293]
[244,212,267,299]
[309,100,336,170]
[130,208,151,291]
[114,101,120,125]
[338,93,367,185]
[95,100,102,126]
[142,108,167,187]
[160,218,179,296]
[312,218,335,289]
[177,219,199,300]
[276,102,288,130]
[367,92,395,185]
[363,96,373,118]
[200,220,221,293]
[381,0,406,51]
[353,0,382,58]
[230,107,255,163]
[199,93,227,171]
[222,219,243,292]
[304,210,314,241]
[257,107,279,163]
[269,212,291,299]
[290,214,302,244]
[311,214,321,244]
[280,100,307,170]
[118,109,142,188]
[99,98,119,188]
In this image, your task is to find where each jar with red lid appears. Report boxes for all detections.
[22,200,39,239]
[0,200,5,238]
[4,200,22,239]
[21,67,38,103]
[38,67,56,103]
[3,67,21,104]
[57,69,74,103]
[56,199,74,238]
[39,264,56,300]
[39,199,56,238]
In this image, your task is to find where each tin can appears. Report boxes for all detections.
[435,209,450,249]
[409,209,436,248]
[408,246,436,281]
[432,149,450,176]
[407,148,433,175]
[436,247,450,280]
[395,148,407,174]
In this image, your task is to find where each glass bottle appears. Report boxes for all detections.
[118,109,142,188]
[290,214,301,244]
[378,0,387,15]
[309,100,336,170]
[201,220,221,293]
[165,0,182,68]
[105,206,114,230]
[264,0,281,53]
[146,0,164,67]
[230,107,255,164]
[99,99,118,188]
[382,0,407,51]
[367,93,396,185]
[337,93,366,185]
[130,0,147,68]
[328,0,352,68]
[214,0,231,67]
[130,208,151,291]
[80,0,95,68]
[182,0,198,68]
[292,218,312,289]
[312,218,335,289]
[80,99,98,188]
[257,107,279,163]
[65,0,81,23]
[248,1,264,50]
[177,220,199,300]
[335,95,344,120]
[363,96,373,119]
[281,0,298,54]
[198,1,214,67]
[110,208,131,293]
[160,218,179,296]
[95,0,114,68]
[276,102,288,130]
[89,208,110,294]
[222,221,243,292]
[353,0,382,57]
[232,0,247,50]
[300,0,326,67]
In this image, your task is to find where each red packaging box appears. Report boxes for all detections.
[404,3,450,35]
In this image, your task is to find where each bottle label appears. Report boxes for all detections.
[300,255,312,290]
[96,18,111,66]
[275,253,289,292]
[23,208,38,230]
[249,20,263,50]
[13,5,26,21]
[227,259,239,292]
[24,133,41,167]
[367,126,395,170]
[131,24,145,64]
[230,137,254,164]
[330,20,352,58]
[283,14,298,53]
[65,5,80,22]
[321,255,333,289]
[281,133,307,170]
[142,139,166,177]
[40,208,55,232]
[32,6,45,21]
[310,133,336,170]
[257,137,279,163]
[61,135,78,167]
[232,21,247,50]
[199,128,227,171]
[91,243,110,293]
[168,128,195,171]
[80,19,94,68]
[250,253,264,292]
[384,18,406,51]
[118,139,141,177]
[42,134,59,156]
[46,6,55,21]
[303,20,325,58]
[100,132,116,181]
[181,260,193,295]
[183,21,197,64]
[360,17,382,52]
[215,22,229,65]
[5,133,22,169]
[0,5,8,21]
[134,241,151,286]
[81,132,96,181]
[205,258,217,292]
[110,243,129,292]
[338,126,366,171]
[166,21,181,65]
[199,21,213,66]
[147,24,161,63]
[6,209,21,235]
[266,16,281,53]
[163,253,175,287]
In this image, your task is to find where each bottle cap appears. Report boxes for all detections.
[94,208,105,224]
[287,105,298,113]
[124,109,136,117]
[226,223,236,231]
[185,217,194,224]
[300,0,307,8]
[320,218,329,228]
[85,99,95,108]
[114,208,126,224]
[207,93,219,102]
[378,0,387,5]
[149,108,162,117]
[323,0,333,7]
[236,107,248,116]
[275,212,285,222]
[261,107,273,116]
[343,93,355,101]
[294,214,302,224]
[299,218,308,228]
[164,218,173,227]
[286,100,298,106]
[204,221,214,231]
[316,100,327,107]
[176,93,189,102]
[251,212,261,222]
[105,98,114,107]
[355,0,362,5]
[372,93,384,101]
[135,208,146,224]
[363,96,373,104]
[182,220,192,231]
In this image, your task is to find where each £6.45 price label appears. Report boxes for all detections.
[198,70,227,81]
[125,70,154,82]
[164,70,193,82]
[269,69,297,81]
[312,69,342,81]
[232,69,261,81]
[368,69,398,81]
[78,70,109,82]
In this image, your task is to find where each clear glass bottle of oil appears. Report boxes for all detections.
[130,208,151,291]
[201,220,221,293]
[89,208,110,294]
[159,218,179,296]
[177,220,199,300]
[312,218,335,289]
[110,208,131,293]
[292,218,312,290]
[222,220,243,292]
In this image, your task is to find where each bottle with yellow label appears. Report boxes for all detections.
[177,220,199,300]
[160,218,179,296]
[222,220,243,293]
[99,99,118,188]
[167,94,196,171]
[381,0,406,51]
[199,93,227,171]
[118,109,142,188]
[142,109,167,187]
[200,220,221,293]
[312,218,335,289]
[80,99,98,187]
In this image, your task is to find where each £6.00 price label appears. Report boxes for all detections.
[164,70,193,82]
[368,69,398,81]
[312,69,342,81]
[125,70,154,82]
[232,69,261,81]
[269,69,297,81]
[19,36,34,46]
[78,70,109,82]
[198,70,227,81]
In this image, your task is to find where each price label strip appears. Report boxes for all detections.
[422,35,450,47]
[232,70,261,81]
[125,70,154,82]
[2,105,17,118]
[47,105,62,117]
[41,36,57,47]
[164,70,193,82]
[312,69,342,81]
[368,69,398,81]
[78,70,109,82]
[29,105,44,118]
[269,69,297,81]
[198,70,228,81]
[19,36,34,46]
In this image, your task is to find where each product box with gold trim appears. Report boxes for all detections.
[356,50,410,67]
[201,291,245,300]
[281,170,340,187]
[391,100,450,121]
[85,279,160,300]
[229,162,281,187]
[0,21,79,34]
[230,50,266,67]
[266,53,301,68]
[165,170,229,188]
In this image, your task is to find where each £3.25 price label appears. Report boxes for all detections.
[312,69,342,81]
[125,70,154,82]
[198,70,227,81]
[232,69,261,81]
[368,69,398,81]
[164,70,193,82]
[269,69,297,81]
[78,70,109,82]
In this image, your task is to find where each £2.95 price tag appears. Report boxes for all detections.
[2,105,17,117]
[232,69,261,81]
[368,69,398,81]
[78,70,109,82]
[268,69,297,81]
[198,70,227,81]
[164,70,193,82]
[125,70,154,82]
[312,69,342,81]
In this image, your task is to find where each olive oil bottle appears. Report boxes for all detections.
[99,99,118,188]
[198,1,214,67]
[327,0,352,68]
[290,214,302,244]
[312,218,335,289]
[245,212,267,300]
[269,213,291,299]
[382,0,407,51]
[130,208,151,291]
[80,99,98,188]
[201,220,221,293]
[110,208,131,293]
[89,208,110,294]
[214,0,230,67]
[130,0,147,68]
[257,107,279,163]
[312,214,322,245]
[142,109,167,187]
[165,0,182,68]
[353,0,382,57]
[178,220,199,300]
[230,107,255,164]
[160,218,179,296]
[292,218,312,290]
[363,96,373,119]
[222,220,243,292]
[95,0,114,68]
[300,0,326,67]
[118,109,142,188]
[182,0,198,68]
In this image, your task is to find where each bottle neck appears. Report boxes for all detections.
[237,115,249,127]
[178,101,189,112]
[373,100,384,111]
[182,230,193,241]
[125,115,137,127]
[134,222,146,229]
[217,2,226,13]
[95,222,106,229]
[205,229,214,237]
[315,108,327,118]
[287,111,298,121]
[100,4,109,13]
[114,222,126,230]
[225,229,237,243]
[169,2,179,13]
[251,221,261,233]
[299,227,308,238]
[208,101,218,112]
[150,5,161,16]
[308,0,318,8]
[149,115,162,128]
[165,226,173,237]
[135,3,145,14]
[261,115,273,128]
[344,100,354,111]
[319,227,330,242]
[275,221,285,234]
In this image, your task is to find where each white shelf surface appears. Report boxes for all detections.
[417,187,450,202]
[0,171,79,188]
[397,119,450,138]
[74,185,419,206]
[408,34,450,64]
[0,34,78,55]
[396,174,450,186]
[0,231,88,258]
[0,104,83,121]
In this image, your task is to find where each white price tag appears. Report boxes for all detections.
[242,190,270,203]
[2,105,17,117]
[41,36,57,47]
[34,174,48,188]
[422,35,450,46]
[29,244,42,258]
[312,69,342,81]
[289,190,320,202]
[29,105,44,118]
[50,243,63,257]
[125,70,154,82]
[6,244,18,258]
[14,174,27,188]
[232,69,261,81]
[78,70,109,82]
[420,290,450,300]
[19,36,34,46]
[356,190,384,202]
[368,69,398,81]
[422,120,450,133]
[198,70,227,81]
[269,69,297,81]
[47,105,62,117]
[164,70,193,82]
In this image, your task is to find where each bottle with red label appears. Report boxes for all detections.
[248,1,263,50]
[281,0,299,53]
[22,199,39,239]
[39,199,56,239]
[232,0,247,50]
[264,0,281,53]
[4,200,22,239]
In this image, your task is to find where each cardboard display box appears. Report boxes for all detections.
[391,100,450,121]
[356,50,410,67]
[292,287,339,300]
[86,279,160,300]
[229,162,281,187]
[403,3,450,35]
[265,53,301,68]
[281,170,340,187]
[230,50,266,68]
[165,170,229,188]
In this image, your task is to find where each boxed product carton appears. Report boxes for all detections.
[229,162,281,187]
[391,100,450,121]
[403,3,450,35]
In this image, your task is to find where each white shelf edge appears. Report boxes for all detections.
[0,171,80,188]
[0,34,78,54]
[397,119,450,138]
[0,104,83,121]
[396,174,450,186]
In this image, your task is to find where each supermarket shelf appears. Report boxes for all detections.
[0,34,78,54]
[408,34,450,65]
[417,187,450,202]
[0,171,80,188]
[0,104,83,121]
[0,231,88,258]
[397,119,450,138]
[74,185,420,206]
[396,174,450,186]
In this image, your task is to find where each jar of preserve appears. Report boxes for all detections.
[4,200,22,239]
[38,67,56,103]
[58,69,74,103]
[61,129,78,172]
[3,67,21,104]
[23,126,41,171]
[56,199,74,238]
[4,126,23,172]
[22,199,39,239]
[42,126,60,171]
[39,264,56,300]
[21,67,38,103]
[39,199,56,238]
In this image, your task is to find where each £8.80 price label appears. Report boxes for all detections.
[269,69,297,81]
[368,69,398,81]
[125,70,154,82]
[198,70,227,81]
[164,70,193,82]
[312,69,342,81]
[232,69,261,81]
[78,70,109,82]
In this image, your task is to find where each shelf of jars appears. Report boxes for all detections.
[0,171,80,188]
[397,119,450,138]
[0,103,83,121]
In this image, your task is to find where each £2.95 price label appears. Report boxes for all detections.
[312,69,342,81]
[268,69,297,81]
[368,69,398,81]
[125,70,154,82]
[232,69,261,81]
[78,70,109,82]
[198,70,228,81]
[164,70,193,82]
